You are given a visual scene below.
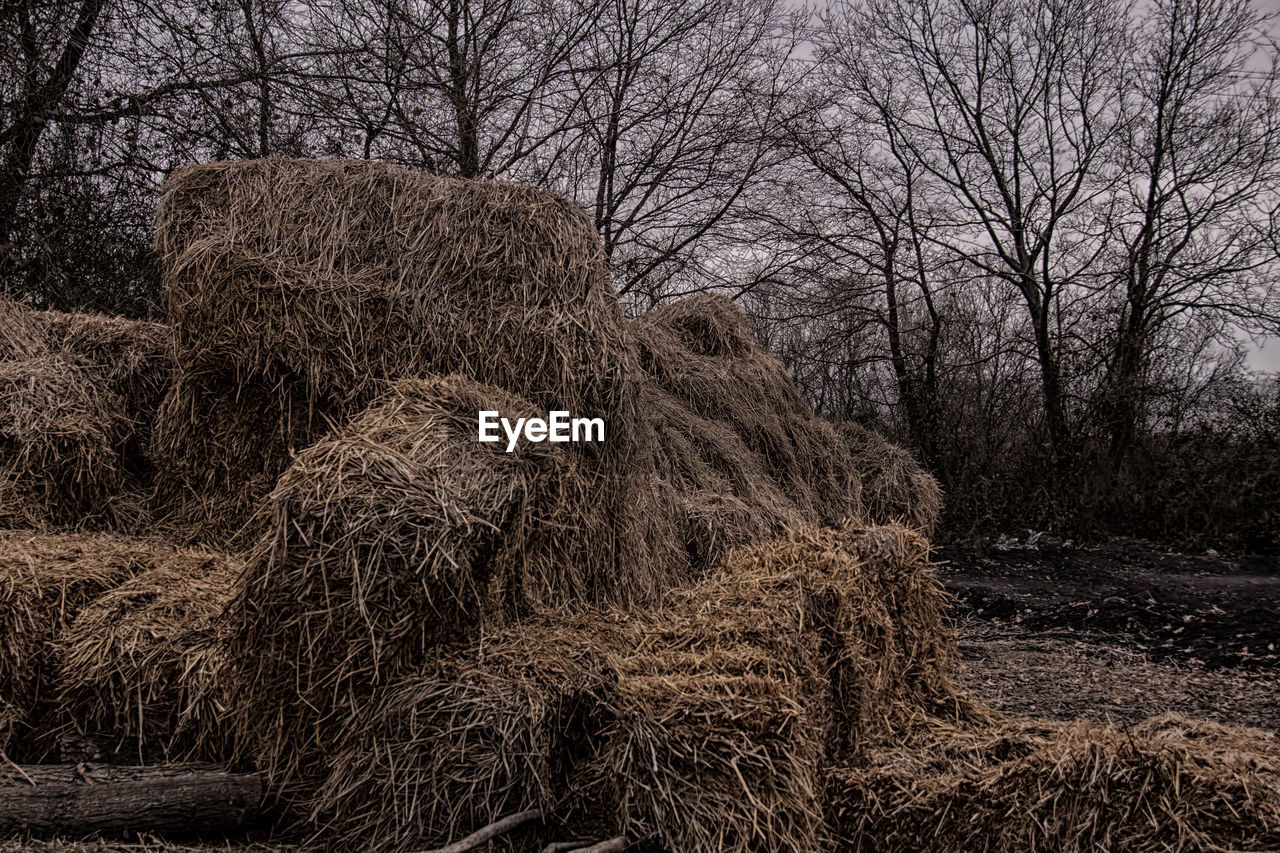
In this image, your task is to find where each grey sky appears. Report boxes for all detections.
[1243,0,1280,372]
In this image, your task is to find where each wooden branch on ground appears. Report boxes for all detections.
[415,808,543,853]
[0,763,263,837]
[542,837,627,853]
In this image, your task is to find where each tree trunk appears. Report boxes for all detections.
[0,0,104,279]
[0,763,264,837]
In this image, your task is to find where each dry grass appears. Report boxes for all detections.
[148,373,326,545]
[633,295,867,566]
[153,158,642,539]
[311,523,965,852]
[55,553,240,763]
[827,712,1280,852]
[840,422,941,535]
[636,295,863,524]
[221,375,679,801]
[0,300,171,533]
[38,309,171,430]
[0,356,135,528]
[956,620,1280,731]
[0,532,182,759]
[0,300,50,361]
[641,383,801,570]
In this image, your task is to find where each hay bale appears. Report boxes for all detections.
[156,158,633,418]
[0,355,138,529]
[634,294,863,530]
[0,301,171,532]
[38,309,171,436]
[826,713,1280,852]
[223,375,671,797]
[55,553,240,763]
[840,422,941,535]
[313,523,965,851]
[607,637,827,852]
[154,158,643,535]
[0,531,180,759]
[148,373,328,544]
[0,300,171,432]
[312,612,620,849]
[0,299,47,360]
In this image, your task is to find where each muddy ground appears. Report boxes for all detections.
[943,535,1280,732]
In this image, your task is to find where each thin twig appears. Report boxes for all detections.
[0,750,35,786]
[413,808,543,853]
[575,837,627,852]
[541,843,592,853]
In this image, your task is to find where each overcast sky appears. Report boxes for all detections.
[1242,0,1280,372]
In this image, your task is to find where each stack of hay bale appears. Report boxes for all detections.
[3,157,1277,853]
[0,301,170,532]
[144,158,686,797]
[0,530,236,763]
[311,522,964,851]
[151,158,655,551]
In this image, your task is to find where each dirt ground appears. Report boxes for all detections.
[942,536,1280,732]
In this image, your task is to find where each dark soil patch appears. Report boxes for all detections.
[938,537,1280,669]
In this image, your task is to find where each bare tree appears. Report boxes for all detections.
[825,0,1131,459]
[0,0,104,277]
[1098,0,1280,464]
[297,0,602,177]
[778,49,950,463]
[551,0,799,301]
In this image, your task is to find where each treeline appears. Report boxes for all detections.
[3,0,1279,549]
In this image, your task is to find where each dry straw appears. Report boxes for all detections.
[0,300,171,532]
[827,712,1280,852]
[312,523,965,852]
[0,299,49,360]
[55,552,240,763]
[0,355,133,528]
[148,373,327,544]
[840,422,942,535]
[0,531,178,759]
[38,309,171,432]
[632,294,882,569]
[153,158,644,537]
[222,375,679,800]
[634,294,863,527]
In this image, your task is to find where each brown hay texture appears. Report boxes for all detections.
[55,552,240,763]
[222,375,679,799]
[633,295,867,564]
[38,309,172,429]
[840,421,942,535]
[0,300,171,532]
[0,355,134,528]
[311,523,965,852]
[148,373,327,544]
[826,712,1280,852]
[0,299,48,360]
[153,157,643,538]
[0,531,192,759]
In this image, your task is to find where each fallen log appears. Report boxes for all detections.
[0,763,263,837]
